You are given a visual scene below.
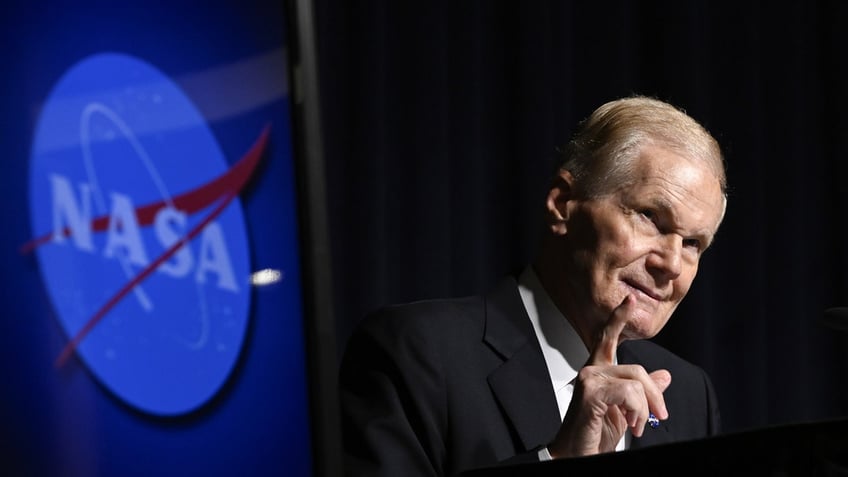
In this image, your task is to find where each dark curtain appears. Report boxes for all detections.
[313,0,848,435]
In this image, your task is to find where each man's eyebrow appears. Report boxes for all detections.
[646,195,715,245]
[644,195,673,216]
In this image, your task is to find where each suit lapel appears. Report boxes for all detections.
[483,277,561,452]
[618,342,674,448]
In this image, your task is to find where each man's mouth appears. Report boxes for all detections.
[623,279,663,301]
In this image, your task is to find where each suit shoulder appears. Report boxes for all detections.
[346,294,485,354]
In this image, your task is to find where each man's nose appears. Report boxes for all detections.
[647,234,683,279]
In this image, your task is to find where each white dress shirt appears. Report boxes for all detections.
[517,266,629,460]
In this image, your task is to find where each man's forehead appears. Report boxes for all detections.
[628,154,726,234]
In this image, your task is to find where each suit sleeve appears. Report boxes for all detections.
[339,310,448,477]
[703,367,722,436]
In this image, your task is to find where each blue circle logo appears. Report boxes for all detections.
[25,53,264,416]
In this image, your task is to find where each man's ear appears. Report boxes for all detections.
[545,170,576,236]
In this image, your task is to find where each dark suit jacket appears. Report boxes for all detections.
[339,277,721,477]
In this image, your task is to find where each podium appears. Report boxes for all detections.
[460,418,848,476]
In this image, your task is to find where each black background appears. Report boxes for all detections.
[313,1,848,436]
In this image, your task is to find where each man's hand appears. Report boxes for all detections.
[547,295,672,458]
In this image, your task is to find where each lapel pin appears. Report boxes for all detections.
[647,413,660,429]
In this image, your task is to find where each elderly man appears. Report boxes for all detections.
[340,96,726,476]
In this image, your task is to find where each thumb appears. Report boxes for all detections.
[588,295,633,366]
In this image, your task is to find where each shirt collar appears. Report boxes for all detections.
[518,266,589,390]
[519,266,628,450]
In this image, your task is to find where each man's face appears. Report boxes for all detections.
[553,144,725,342]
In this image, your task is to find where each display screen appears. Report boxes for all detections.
[0,3,313,475]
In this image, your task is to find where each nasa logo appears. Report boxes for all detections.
[24,53,266,416]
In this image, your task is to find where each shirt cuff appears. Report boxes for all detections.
[537,446,554,461]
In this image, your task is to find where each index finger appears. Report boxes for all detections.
[588,295,633,366]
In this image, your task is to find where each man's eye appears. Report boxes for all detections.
[683,238,702,251]
[640,209,656,220]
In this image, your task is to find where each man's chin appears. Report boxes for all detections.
[621,313,667,341]
[620,327,657,342]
